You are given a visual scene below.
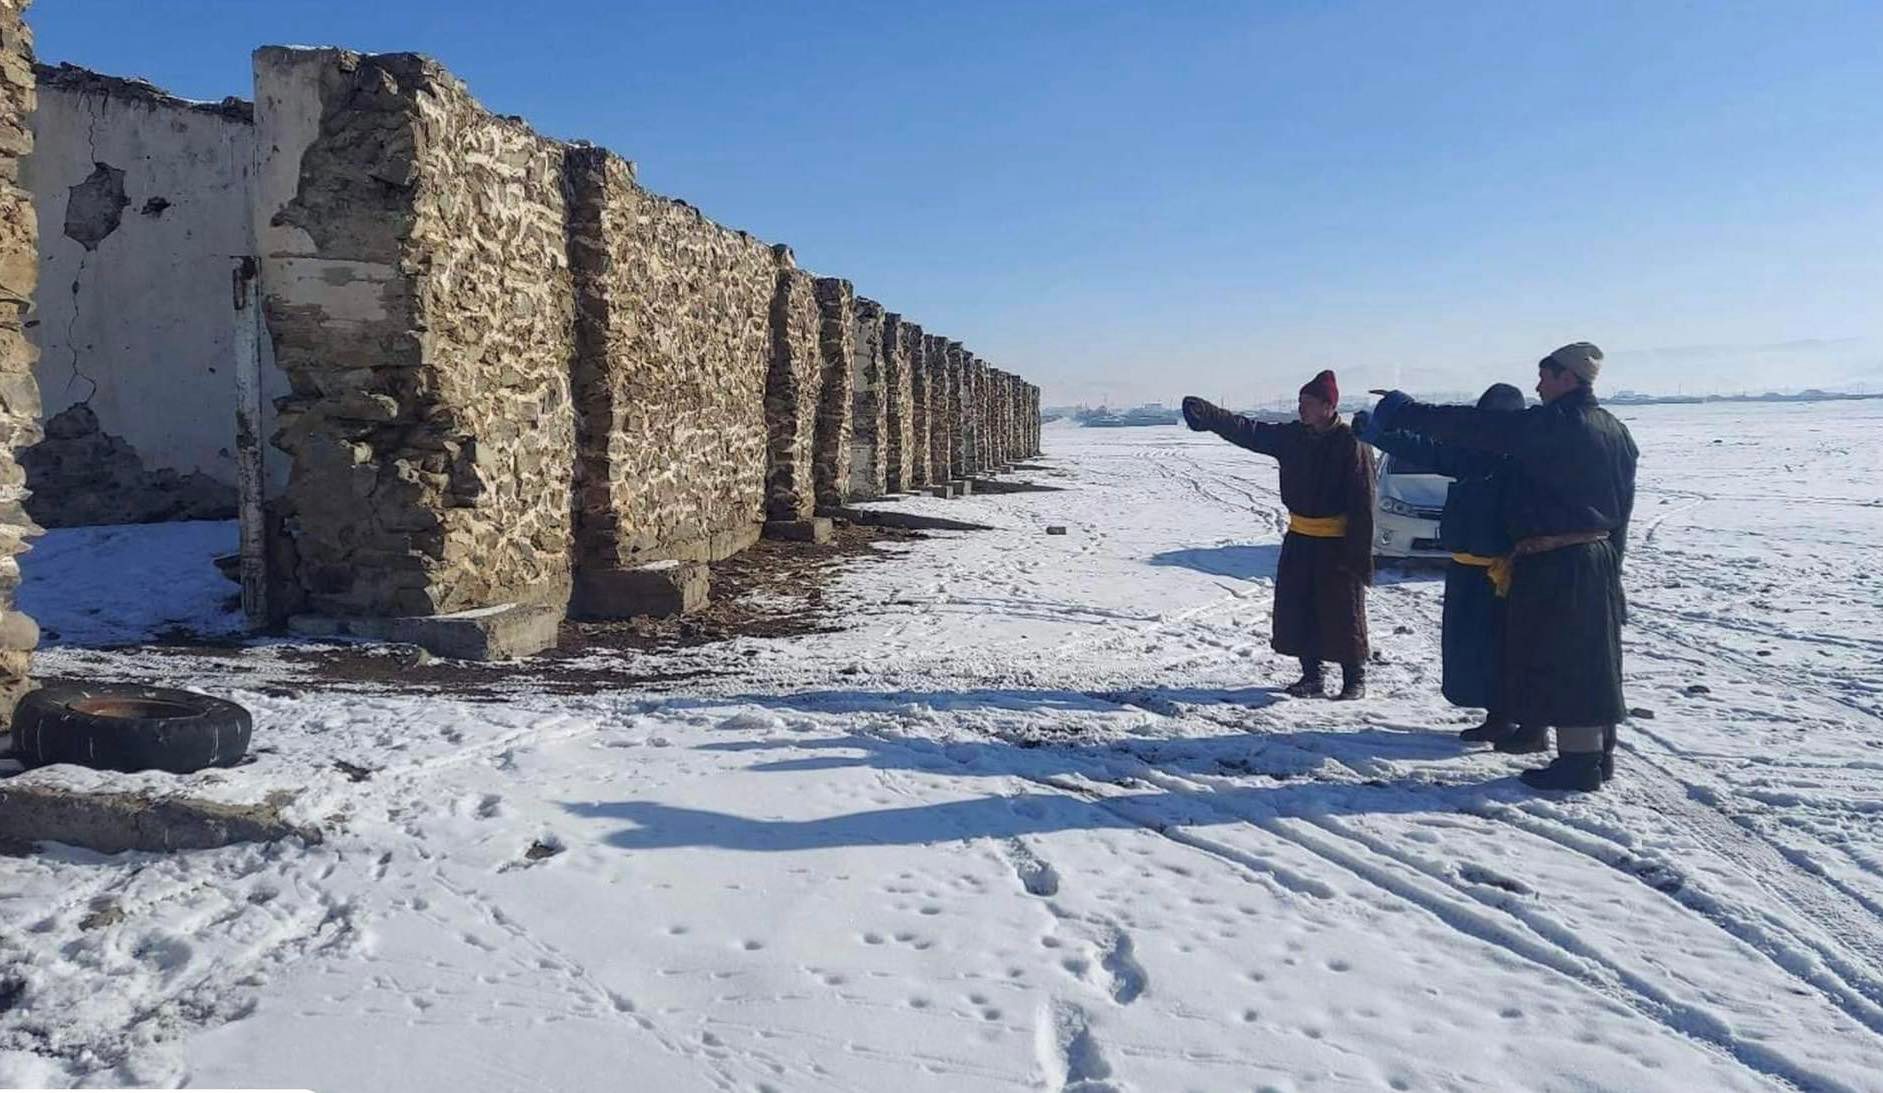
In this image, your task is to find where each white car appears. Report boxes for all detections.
[1373,452,1450,560]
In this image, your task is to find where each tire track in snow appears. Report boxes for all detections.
[1028,756,1858,1093]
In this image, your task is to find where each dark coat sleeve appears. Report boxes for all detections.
[1193,402,1291,459]
[1344,437,1376,585]
[1367,430,1485,480]
[1611,428,1640,564]
[1390,401,1535,456]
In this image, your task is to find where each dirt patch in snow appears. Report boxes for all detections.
[106,520,931,699]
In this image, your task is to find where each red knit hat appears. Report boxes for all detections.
[1299,370,1338,406]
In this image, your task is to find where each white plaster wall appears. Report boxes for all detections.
[23,80,289,495]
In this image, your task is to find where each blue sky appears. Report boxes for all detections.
[30,1,1883,404]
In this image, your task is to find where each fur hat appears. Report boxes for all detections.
[1299,369,1339,406]
[1543,342,1603,384]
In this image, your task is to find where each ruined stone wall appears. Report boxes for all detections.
[946,343,971,478]
[563,146,771,582]
[896,318,928,489]
[22,65,287,526]
[253,48,574,618]
[765,258,821,521]
[847,297,887,499]
[877,312,911,492]
[924,334,950,481]
[972,358,992,473]
[0,0,37,720]
[994,369,1009,467]
[1029,385,1041,455]
[811,277,854,513]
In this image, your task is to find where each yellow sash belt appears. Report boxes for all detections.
[1287,513,1349,538]
[1451,552,1513,598]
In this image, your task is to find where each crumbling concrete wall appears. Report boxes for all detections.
[22,64,286,527]
[765,257,821,522]
[847,297,887,499]
[563,147,770,592]
[811,276,854,513]
[0,0,37,721]
[252,47,575,619]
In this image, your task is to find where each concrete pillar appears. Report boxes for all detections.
[847,297,887,500]
[0,0,39,720]
[811,276,855,514]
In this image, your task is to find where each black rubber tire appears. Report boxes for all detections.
[9,683,252,774]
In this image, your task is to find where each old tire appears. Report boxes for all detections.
[9,683,252,774]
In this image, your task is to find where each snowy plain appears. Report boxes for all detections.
[1,401,1881,1092]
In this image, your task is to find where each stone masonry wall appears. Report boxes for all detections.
[994,369,1009,467]
[972,358,992,472]
[0,0,38,721]
[924,334,950,481]
[811,276,854,513]
[765,257,822,522]
[564,146,771,577]
[946,343,971,478]
[847,297,887,499]
[895,317,927,489]
[877,311,910,492]
[253,48,574,618]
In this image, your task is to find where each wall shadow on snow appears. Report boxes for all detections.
[652,683,1285,719]
[1147,544,1281,582]
[565,711,1513,854]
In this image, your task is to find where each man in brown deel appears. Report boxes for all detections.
[1182,371,1375,700]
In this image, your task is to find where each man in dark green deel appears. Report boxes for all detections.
[1368,343,1638,792]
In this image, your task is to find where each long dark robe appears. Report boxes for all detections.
[1386,388,1637,726]
[1369,430,1513,714]
[1441,560,1505,712]
[1188,403,1374,665]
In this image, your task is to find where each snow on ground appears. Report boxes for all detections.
[3,402,1882,1091]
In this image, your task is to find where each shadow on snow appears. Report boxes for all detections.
[566,685,1520,854]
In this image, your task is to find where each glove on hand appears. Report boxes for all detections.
[1180,396,1214,432]
[1369,390,1413,433]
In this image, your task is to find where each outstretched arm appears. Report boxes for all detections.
[1365,429,1482,479]
[1182,396,1289,458]
[1371,391,1531,455]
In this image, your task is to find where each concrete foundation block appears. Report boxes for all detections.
[288,602,564,661]
[763,517,835,544]
[949,479,974,496]
[571,561,709,619]
[0,784,321,855]
[923,484,957,499]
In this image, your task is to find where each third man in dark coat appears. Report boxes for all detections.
[1368,343,1638,791]
[1182,371,1375,700]
[1358,383,1528,744]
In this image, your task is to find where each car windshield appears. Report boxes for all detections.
[1385,455,1441,477]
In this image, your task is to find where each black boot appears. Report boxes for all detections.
[1493,724,1550,755]
[1333,663,1366,702]
[1519,753,1604,792]
[1600,725,1617,782]
[1284,659,1325,698]
[1459,713,1514,744]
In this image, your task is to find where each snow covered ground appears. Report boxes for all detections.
[3,401,1882,1092]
